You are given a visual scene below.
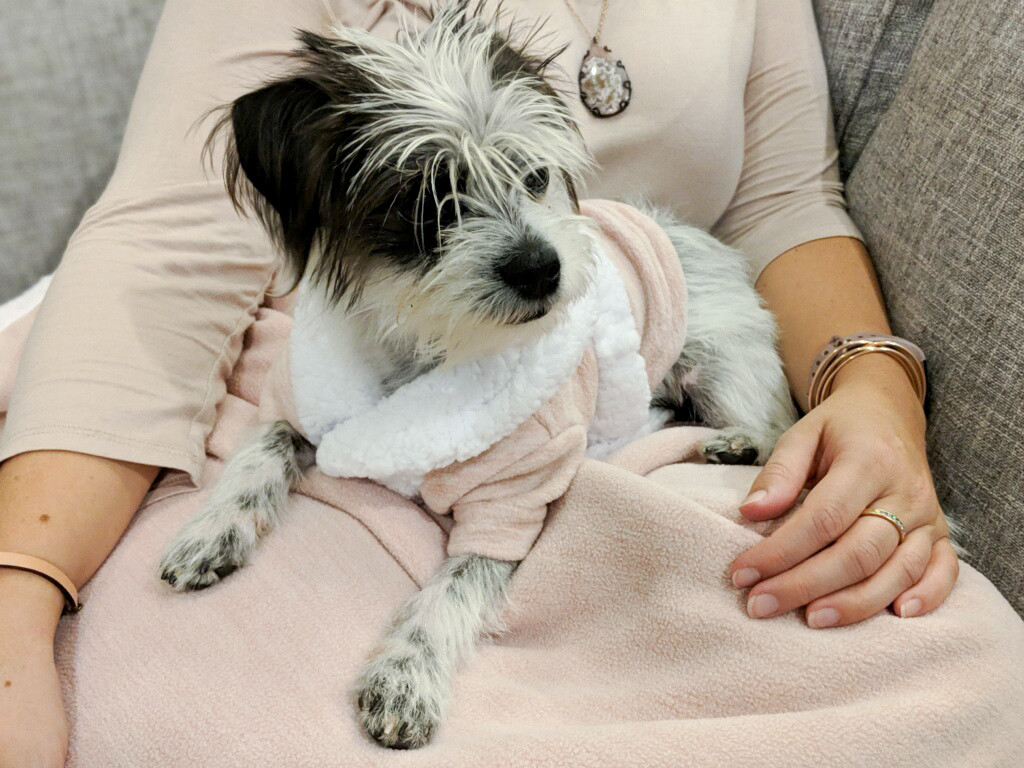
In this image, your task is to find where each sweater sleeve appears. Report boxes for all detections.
[418,351,598,563]
[0,0,379,482]
[710,0,862,278]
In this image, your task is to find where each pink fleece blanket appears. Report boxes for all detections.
[2,281,1024,767]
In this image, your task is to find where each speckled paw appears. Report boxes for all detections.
[356,653,444,750]
[159,520,248,592]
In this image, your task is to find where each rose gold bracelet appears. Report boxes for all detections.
[0,551,81,614]
[807,334,926,410]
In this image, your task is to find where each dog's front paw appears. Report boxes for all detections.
[701,427,763,466]
[159,518,252,592]
[356,647,447,749]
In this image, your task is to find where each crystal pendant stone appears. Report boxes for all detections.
[578,43,632,118]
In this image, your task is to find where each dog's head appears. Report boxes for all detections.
[218,2,597,361]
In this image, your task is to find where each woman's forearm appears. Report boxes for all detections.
[0,451,158,636]
[754,236,917,411]
[735,234,956,627]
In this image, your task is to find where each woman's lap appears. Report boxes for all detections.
[54,452,1024,767]
[57,475,419,766]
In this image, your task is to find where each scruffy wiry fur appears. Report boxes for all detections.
[356,555,515,748]
[212,2,593,363]
[159,421,315,590]
[162,1,797,751]
[642,203,798,464]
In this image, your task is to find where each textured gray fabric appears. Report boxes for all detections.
[0,0,165,302]
[813,0,934,180]
[845,0,1024,613]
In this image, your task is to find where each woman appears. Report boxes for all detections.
[0,0,990,765]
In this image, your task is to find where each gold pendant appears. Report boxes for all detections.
[578,42,632,118]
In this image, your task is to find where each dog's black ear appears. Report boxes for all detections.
[226,77,331,281]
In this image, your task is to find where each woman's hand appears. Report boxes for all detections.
[729,354,959,628]
[0,571,68,768]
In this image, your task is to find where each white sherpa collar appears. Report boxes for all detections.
[290,245,656,497]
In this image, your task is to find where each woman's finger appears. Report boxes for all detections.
[801,525,934,628]
[744,513,902,619]
[731,458,880,587]
[738,417,821,523]
[892,536,960,618]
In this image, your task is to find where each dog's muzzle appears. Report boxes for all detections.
[497,238,561,302]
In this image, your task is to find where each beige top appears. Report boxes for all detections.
[0,0,860,482]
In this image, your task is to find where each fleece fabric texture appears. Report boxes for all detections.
[259,200,688,562]
[2,223,1024,768]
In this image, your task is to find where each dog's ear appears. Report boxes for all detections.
[225,77,332,282]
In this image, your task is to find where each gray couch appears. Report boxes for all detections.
[2,1,1021,615]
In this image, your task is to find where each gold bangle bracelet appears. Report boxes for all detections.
[807,334,926,410]
[813,346,923,406]
[0,551,81,614]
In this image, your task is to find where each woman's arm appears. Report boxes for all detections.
[0,3,356,763]
[729,236,959,627]
[699,0,957,626]
[0,452,157,767]
[0,452,158,613]
[752,236,892,410]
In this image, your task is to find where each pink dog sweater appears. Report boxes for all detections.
[259,200,688,562]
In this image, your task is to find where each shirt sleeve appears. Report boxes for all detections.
[423,418,589,563]
[419,354,597,563]
[0,0,376,482]
[710,0,863,278]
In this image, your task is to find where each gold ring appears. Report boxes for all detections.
[860,508,906,543]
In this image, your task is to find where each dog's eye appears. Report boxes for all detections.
[522,167,549,198]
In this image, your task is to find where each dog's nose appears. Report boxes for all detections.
[497,243,560,300]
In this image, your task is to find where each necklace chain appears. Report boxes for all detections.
[563,0,609,45]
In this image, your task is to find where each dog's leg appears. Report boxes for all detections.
[159,420,314,591]
[357,554,515,749]
[642,205,798,465]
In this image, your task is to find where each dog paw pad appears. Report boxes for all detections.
[701,430,760,465]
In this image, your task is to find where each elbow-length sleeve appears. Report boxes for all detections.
[711,0,862,278]
[0,0,382,482]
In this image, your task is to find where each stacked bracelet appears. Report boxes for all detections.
[0,551,81,614]
[807,333,926,410]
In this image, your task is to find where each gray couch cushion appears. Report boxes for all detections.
[843,0,1024,613]
[813,0,934,180]
[0,0,165,302]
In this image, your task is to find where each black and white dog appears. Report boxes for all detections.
[159,3,796,749]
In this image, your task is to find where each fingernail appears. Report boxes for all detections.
[807,608,840,629]
[899,598,922,618]
[732,567,761,588]
[747,593,778,619]
[740,489,767,507]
